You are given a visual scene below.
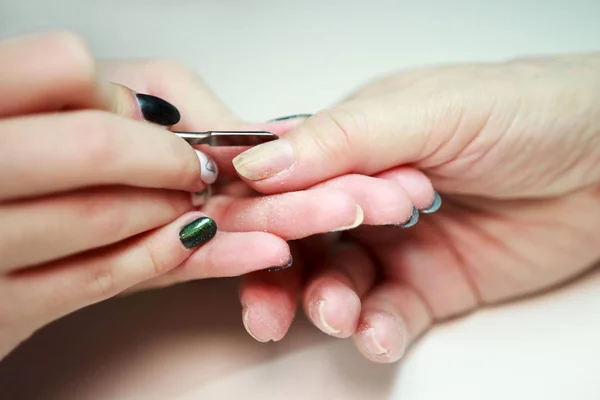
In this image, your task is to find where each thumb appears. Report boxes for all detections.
[231,98,453,194]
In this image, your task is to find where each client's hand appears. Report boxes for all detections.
[234,55,600,362]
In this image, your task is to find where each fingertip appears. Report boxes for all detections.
[375,166,437,211]
[239,275,297,342]
[353,311,408,363]
[307,289,361,338]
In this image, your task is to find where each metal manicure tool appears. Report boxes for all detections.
[173,131,279,146]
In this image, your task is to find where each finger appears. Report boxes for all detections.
[353,282,432,363]
[238,253,301,342]
[231,96,483,193]
[201,188,364,239]
[100,61,308,176]
[303,243,377,338]
[6,212,218,326]
[126,231,292,293]
[0,187,192,273]
[311,174,416,226]
[0,111,217,201]
[0,31,182,128]
[0,31,111,117]
[374,166,441,213]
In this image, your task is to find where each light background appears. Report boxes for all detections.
[0,1,599,399]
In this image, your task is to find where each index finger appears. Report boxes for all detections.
[0,31,181,127]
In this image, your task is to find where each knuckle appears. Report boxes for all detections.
[311,108,363,164]
[141,242,170,278]
[86,266,117,300]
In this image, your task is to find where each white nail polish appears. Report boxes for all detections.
[195,150,218,184]
[330,205,364,232]
[310,300,341,335]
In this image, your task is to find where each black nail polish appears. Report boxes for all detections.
[268,114,313,122]
[179,217,217,249]
[420,192,442,214]
[266,256,294,272]
[136,93,181,126]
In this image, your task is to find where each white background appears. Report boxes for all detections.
[0,1,599,399]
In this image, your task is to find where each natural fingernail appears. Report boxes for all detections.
[310,300,341,335]
[331,205,364,232]
[359,327,388,356]
[179,216,217,249]
[191,187,211,207]
[242,305,269,343]
[195,150,218,185]
[420,191,442,213]
[268,113,313,122]
[266,255,294,272]
[135,93,181,126]
[232,138,295,181]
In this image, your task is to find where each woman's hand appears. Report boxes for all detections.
[0,30,416,360]
[233,55,600,361]
[0,31,297,359]
[102,63,430,293]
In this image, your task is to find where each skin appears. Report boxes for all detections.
[234,55,600,362]
[0,31,432,360]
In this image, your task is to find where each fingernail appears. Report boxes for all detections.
[310,300,341,335]
[195,150,218,184]
[359,327,388,356]
[331,205,364,232]
[135,93,181,126]
[266,255,293,272]
[242,305,268,343]
[179,216,217,249]
[268,113,313,122]
[386,206,419,229]
[420,192,442,214]
[233,138,295,181]
[191,187,211,207]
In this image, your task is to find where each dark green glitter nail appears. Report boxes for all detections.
[179,217,217,249]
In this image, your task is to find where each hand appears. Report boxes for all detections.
[233,55,600,361]
[0,31,296,359]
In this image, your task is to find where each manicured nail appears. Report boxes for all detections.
[191,187,211,207]
[179,216,217,249]
[266,256,293,272]
[331,205,364,232]
[401,206,419,228]
[420,192,442,213]
[233,138,295,181]
[195,150,218,185]
[135,93,181,126]
[268,113,313,122]
[310,300,341,335]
